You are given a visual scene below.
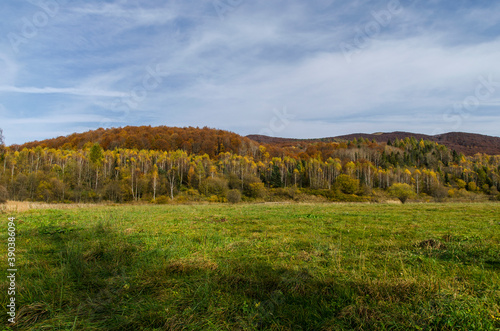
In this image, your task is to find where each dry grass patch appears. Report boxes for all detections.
[0,200,102,213]
[11,302,51,329]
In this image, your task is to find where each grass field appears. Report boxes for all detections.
[1,202,500,330]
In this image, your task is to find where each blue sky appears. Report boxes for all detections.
[1,0,500,145]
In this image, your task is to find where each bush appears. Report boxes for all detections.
[335,175,359,195]
[154,195,170,204]
[242,175,265,198]
[432,186,449,202]
[467,182,477,192]
[269,187,299,200]
[227,189,241,203]
[227,174,242,190]
[199,177,228,198]
[0,185,7,203]
[207,195,225,203]
[186,189,201,197]
[370,188,390,203]
[247,183,267,199]
[490,187,500,201]
[388,183,415,204]
[455,179,467,189]
[482,184,491,194]
[455,189,480,201]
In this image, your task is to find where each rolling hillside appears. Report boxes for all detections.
[247,131,500,156]
[8,126,500,156]
[10,126,258,158]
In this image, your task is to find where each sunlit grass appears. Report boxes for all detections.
[1,203,499,330]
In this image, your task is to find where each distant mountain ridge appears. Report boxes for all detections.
[246,131,500,156]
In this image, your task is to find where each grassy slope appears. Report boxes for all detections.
[1,203,500,330]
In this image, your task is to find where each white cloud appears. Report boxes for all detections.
[0,86,125,97]
[70,2,180,28]
[1,0,499,144]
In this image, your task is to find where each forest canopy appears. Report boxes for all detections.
[1,126,499,203]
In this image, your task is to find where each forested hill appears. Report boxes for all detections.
[2,126,500,203]
[247,132,500,156]
[11,126,258,158]
[10,127,500,157]
[11,126,500,157]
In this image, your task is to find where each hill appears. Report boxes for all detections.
[2,126,499,204]
[247,131,500,156]
[9,127,500,156]
[11,126,258,158]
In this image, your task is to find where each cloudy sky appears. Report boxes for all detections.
[1,0,499,145]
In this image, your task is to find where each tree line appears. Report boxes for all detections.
[1,128,499,203]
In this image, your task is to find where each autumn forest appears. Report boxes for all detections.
[0,126,499,204]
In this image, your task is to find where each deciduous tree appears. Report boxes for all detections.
[388,183,415,204]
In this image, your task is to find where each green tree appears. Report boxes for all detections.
[89,143,104,166]
[270,165,282,188]
[388,183,415,204]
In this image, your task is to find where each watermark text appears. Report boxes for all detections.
[6,217,17,324]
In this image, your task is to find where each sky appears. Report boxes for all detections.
[1,0,500,145]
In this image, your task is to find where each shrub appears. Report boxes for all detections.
[186,189,201,197]
[370,188,390,203]
[248,183,267,199]
[431,186,449,202]
[227,174,242,190]
[455,189,481,201]
[388,183,415,204]
[467,182,477,192]
[175,195,189,203]
[335,174,359,195]
[270,187,299,200]
[207,195,225,203]
[227,189,241,203]
[455,179,467,189]
[0,185,8,204]
[482,184,491,194]
[242,175,264,197]
[199,177,228,198]
[154,195,170,204]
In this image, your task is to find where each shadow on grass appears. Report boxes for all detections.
[8,224,499,330]
[9,221,142,330]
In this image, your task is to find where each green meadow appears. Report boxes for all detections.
[1,203,500,330]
